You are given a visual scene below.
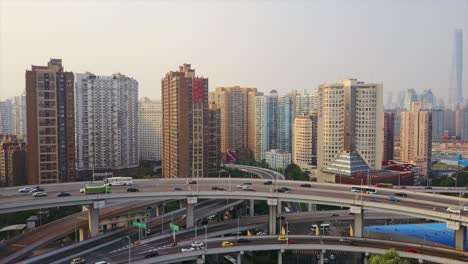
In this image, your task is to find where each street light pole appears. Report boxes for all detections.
[195,218,198,240]
[237,215,240,238]
[124,235,131,264]
[161,202,165,234]
[204,225,208,252]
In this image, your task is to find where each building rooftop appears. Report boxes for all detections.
[322,151,370,176]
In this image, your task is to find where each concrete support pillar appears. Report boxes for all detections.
[249,200,255,217]
[186,197,197,228]
[277,250,283,264]
[267,199,278,235]
[349,206,363,238]
[277,200,282,215]
[315,224,321,236]
[88,205,99,237]
[237,251,243,264]
[155,206,160,217]
[454,225,467,251]
[307,203,316,212]
[364,252,369,264]
[78,227,87,241]
[319,249,325,264]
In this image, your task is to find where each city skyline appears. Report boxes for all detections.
[1,0,467,101]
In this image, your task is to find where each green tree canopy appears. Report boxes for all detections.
[285,163,308,181]
[369,249,410,264]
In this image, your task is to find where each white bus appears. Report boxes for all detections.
[311,224,330,232]
[104,177,133,186]
[351,186,377,194]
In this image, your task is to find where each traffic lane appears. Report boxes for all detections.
[140,236,467,262]
[1,181,466,217]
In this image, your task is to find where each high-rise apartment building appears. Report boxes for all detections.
[26,59,75,184]
[0,100,14,135]
[400,102,432,177]
[162,64,219,178]
[139,98,162,161]
[449,29,463,108]
[383,112,394,161]
[0,135,27,186]
[253,90,280,161]
[207,102,221,173]
[75,73,139,172]
[288,90,315,117]
[210,86,257,160]
[317,79,383,176]
[277,95,294,153]
[293,113,317,169]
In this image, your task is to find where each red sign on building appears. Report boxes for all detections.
[193,78,204,104]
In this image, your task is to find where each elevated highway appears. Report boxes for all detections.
[25,210,420,264]
[131,235,468,264]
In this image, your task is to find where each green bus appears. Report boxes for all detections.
[80,185,112,194]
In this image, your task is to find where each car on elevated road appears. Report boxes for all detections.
[237,238,251,243]
[406,248,421,254]
[387,196,400,202]
[145,251,159,258]
[191,241,204,248]
[447,207,461,214]
[212,186,225,191]
[29,187,44,193]
[300,183,312,188]
[181,247,196,252]
[394,192,408,197]
[32,192,48,197]
[70,257,86,264]
[57,192,71,197]
[222,241,234,247]
[126,187,139,192]
[18,187,34,193]
[264,180,273,185]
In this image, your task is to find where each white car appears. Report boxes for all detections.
[18,187,33,193]
[464,206,468,212]
[181,247,196,252]
[447,207,461,214]
[79,188,85,193]
[236,184,246,189]
[191,241,204,248]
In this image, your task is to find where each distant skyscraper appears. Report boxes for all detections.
[139,98,162,161]
[12,92,27,141]
[431,109,445,142]
[210,86,257,160]
[266,90,278,150]
[75,73,139,172]
[420,89,435,109]
[383,112,394,161]
[26,59,75,184]
[449,29,463,108]
[0,100,14,135]
[288,90,315,117]
[400,102,432,177]
[385,91,393,109]
[456,106,468,141]
[317,79,384,176]
[162,64,218,178]
[403,88,418,110]
[397,90,406,109]
[293,113,317,169]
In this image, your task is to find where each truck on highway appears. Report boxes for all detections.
[80,185,112,194]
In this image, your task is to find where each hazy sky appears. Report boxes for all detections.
[1,0,467,102]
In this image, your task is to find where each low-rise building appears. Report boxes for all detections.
[265,149,291,170]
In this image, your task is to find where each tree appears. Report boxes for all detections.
[284,163,308,181]
[369,249,410,264]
